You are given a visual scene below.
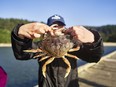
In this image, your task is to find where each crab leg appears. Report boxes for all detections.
[23,49,43,53]
[42,57,55,78]
[62,56,71,78]
[33,53,47,58]
[39,56,50,62]
[69,46,80,52]
[65,53,78,60]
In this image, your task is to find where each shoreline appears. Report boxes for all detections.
[0,42,116,47]
[103,42,116,46]
[0,43,11,47]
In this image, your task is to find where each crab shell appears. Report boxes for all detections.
[41,35,74,58]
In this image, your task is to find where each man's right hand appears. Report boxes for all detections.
[18,22,53,39]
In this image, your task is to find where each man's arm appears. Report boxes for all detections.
[11,24,36,60]
[11,23,52,60]
[73,29,104,63]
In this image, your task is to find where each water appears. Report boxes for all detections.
[0,47,38,87]
[0,46,116,87]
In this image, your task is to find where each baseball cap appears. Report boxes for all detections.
[47,14,66,26]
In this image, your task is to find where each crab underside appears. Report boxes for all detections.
[24,34,80,78]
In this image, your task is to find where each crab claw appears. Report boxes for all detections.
[66,53,78,60]
[43,71,46,78]
[69,46,80,52]
[23,49,43,53]
[39,56,50,62]
[42,57,55,78]
[62,56,71,78]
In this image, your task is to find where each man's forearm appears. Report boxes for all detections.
[11,24,34,60]
[73,29,104,63]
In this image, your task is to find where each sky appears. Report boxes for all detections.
[0,0,116,27]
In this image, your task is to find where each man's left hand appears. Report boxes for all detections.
[65,26,94,43]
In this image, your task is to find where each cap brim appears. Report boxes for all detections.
[48,20,65,26]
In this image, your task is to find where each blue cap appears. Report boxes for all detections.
[47,14,66,26]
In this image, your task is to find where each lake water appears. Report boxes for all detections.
[0,46,116,87]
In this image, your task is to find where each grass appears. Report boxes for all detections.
[0,29,11,43]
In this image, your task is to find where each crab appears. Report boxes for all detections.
[23,28,81,78]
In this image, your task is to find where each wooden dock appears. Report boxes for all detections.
[34,51,116,87]
[78,51,116,87]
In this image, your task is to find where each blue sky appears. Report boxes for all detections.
[1,0,116,27]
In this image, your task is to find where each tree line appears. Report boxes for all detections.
[0,18,116,43]
[85,25,116,42]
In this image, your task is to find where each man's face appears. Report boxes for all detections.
[51,21,65,29]
[51,22,65,35]
[52,25,64,29]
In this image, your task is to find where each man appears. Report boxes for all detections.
[11,14,104,87]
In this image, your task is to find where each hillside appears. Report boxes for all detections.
[0,18,33,43]
[0,18,116,43]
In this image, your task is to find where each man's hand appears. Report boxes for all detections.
[18,22,53,39]
[65,26,94,43]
